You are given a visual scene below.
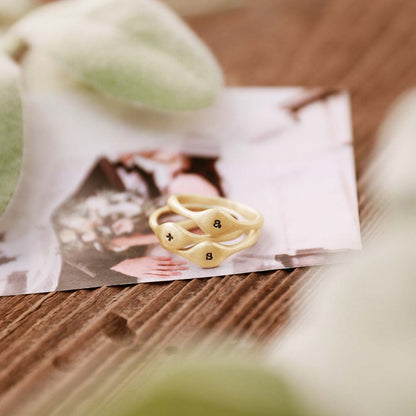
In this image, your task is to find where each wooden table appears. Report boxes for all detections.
[0,0,412,413]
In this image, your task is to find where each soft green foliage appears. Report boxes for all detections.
[0,53,23,215]
[98,359,306,416]
[6,0,224,111]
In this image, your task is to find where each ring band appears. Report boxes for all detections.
[149,205,261,268]
[149,205,245,251]
[167,194,264,236]
[148,195,264,268]
[173,228,261,268]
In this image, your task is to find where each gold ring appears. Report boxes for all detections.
[173,228,261,268]
[149,206,261,268]
[148,195,263,268]
[149,205,245,251]
[167,194,264,236]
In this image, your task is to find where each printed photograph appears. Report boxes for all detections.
[0,87,361,295]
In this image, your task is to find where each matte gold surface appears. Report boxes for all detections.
[168,194,264,236]
[149,204,245,251]
[150,197,262,268]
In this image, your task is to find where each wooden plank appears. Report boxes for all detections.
[0,0,407,413]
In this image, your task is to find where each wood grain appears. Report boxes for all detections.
[0,0,411,413]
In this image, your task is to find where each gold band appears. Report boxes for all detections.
[148,195,264,268]
[172,228,261,268]
[149,205,261,268]
[149,205,244,251]
[167,194,264,236]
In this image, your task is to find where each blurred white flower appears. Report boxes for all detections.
[112,218,134,236]
[81,230,97,243]
[84,194,110,211]
[58,228,77,244]
[59,215,93,234]
[55,190,146,251]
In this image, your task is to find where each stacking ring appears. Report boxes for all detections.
[149,205,245,250]
[167,228,260,268]
[148,195,263,269]
[167,194,263,236]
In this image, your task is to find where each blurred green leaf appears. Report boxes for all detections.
[0,53,23,215]
[97,359,306,416]
[7,0,224,111]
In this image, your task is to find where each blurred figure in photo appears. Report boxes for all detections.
[52,150,224,290]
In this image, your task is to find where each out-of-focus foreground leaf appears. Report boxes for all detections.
[94,359,307,416]
[270,91,416,416]
[0,53,23,215]
[370,90,416,207]
[6,0,224,111]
